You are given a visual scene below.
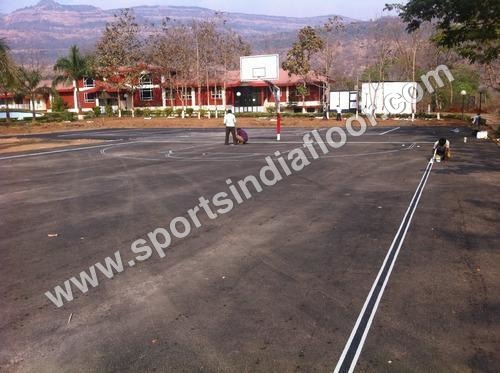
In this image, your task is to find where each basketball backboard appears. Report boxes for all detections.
[240,54,279,82]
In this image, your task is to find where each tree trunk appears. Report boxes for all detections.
[131,91,135,117]
[197,87,201,119]
[302,82,306,113]
[170,84,175,108]
[75,85,81,114]
[214,85,218,118]
[323,82,330,120]
[182,85,187,118]
[206,69,210,118]
[196,36,201,120]
[4,92,11,123]
[31,94,36,122]
[117,88,122,118]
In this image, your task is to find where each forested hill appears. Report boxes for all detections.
[0,0,356,61]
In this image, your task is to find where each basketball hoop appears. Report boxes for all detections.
[240,54,281,141]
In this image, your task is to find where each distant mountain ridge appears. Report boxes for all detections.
[22,0,99,12]
[0,0,393,80]
[0,0,356,61]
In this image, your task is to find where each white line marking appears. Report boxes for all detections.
[134,140,432,145]
[0,142,122,161]
[334,155,435,373]
[379,127,401,135]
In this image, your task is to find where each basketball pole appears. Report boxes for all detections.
[266,80,281,141]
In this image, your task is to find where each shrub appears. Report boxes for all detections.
[105,105,114,117]
[163,108,173,117]
[198,109,207,117]
[51,93,67,112]
[175,108,183,117]
[186,107,194,116]
[40,111,75,122]
[62,111,76,121]
[234,112,271,118]
[134,108,143,117]
[281,112,316,118]
[92,106,101,117]
[143,108,152,117]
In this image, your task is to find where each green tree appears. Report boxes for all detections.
[282,26,324,111]
[0,39,20,122]
[0,38,10,71]
[50,89,67,112]
[18,67,48,122]
[53,45,89,114]
[386,0,499,65]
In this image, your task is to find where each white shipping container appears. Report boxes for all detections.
[360,82,417,115]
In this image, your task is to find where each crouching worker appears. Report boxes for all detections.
[236,128,248,144]
[433,137,451,162]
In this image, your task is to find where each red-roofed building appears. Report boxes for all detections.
[1,82,51,112]
[3,68,330,115]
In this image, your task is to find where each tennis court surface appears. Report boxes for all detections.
[1,126,499,372]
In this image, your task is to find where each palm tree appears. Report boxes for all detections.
[0,38,19,123]
[53,45,89,114]
[19,67,47,122]
[0,38,9,68]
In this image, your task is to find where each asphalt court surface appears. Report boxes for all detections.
[1,126,499,372]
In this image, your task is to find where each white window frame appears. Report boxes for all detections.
[83,77,95,88]
[140,88,153,101]
[140,74,152,85]
[181,91,192,100]
[211,88,223,99]
[84,92,96,103]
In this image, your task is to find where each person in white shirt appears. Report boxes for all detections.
[224,109,238,145]
[336,105,342,121]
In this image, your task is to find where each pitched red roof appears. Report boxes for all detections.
[225,69,330,87]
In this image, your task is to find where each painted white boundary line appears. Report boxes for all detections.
[379,127,401,135]
[0,139,430,161]
[0,142,124,161]
[333,155,435,373]
[135,140,432,144]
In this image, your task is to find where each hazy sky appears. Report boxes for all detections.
[0,0,398,19]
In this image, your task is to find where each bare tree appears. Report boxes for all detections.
[314,17,345,118]
[215,14,251,112]
[148,21,196,117]
[94,9,144,117]
[363,20,396,116]
[282,26,324,112]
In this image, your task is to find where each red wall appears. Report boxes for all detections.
[133,87,163,108]
[59,91,74,109]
